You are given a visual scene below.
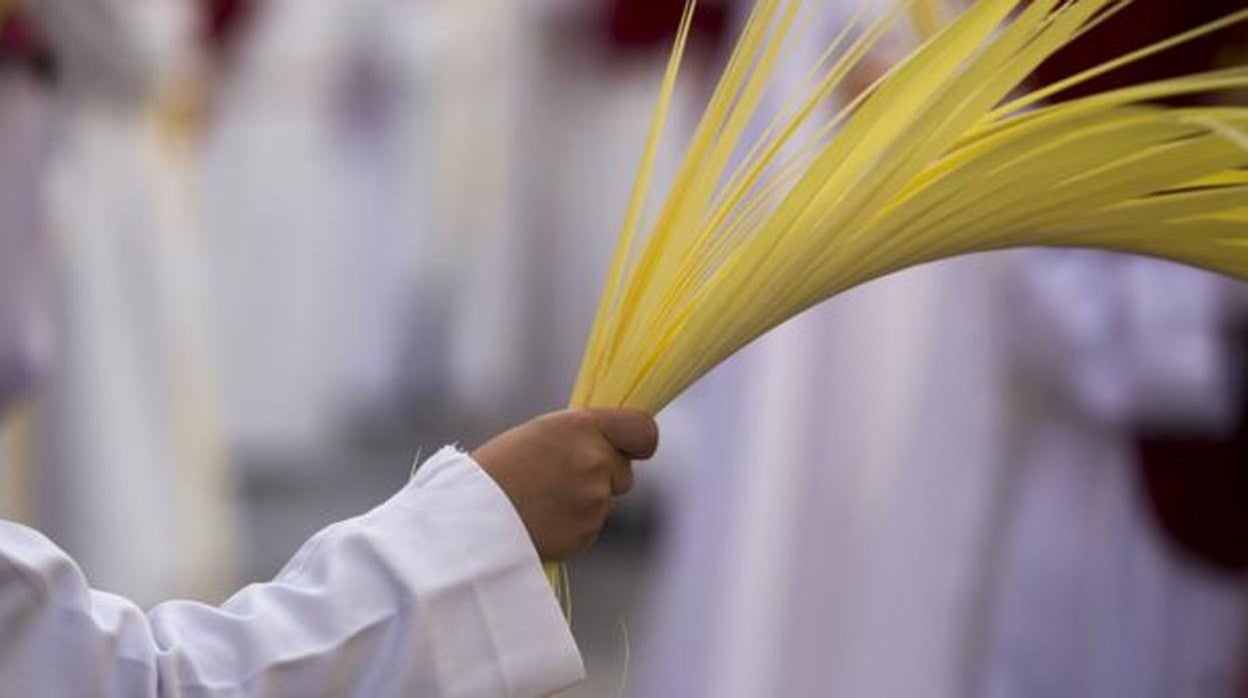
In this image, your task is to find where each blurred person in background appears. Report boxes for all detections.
[201,0,558,454]
[0,4,52,523]
[638,3,1015,696]
[980,3,1248,696]
[984,255,1247,698]
[201,0,442,455]
[640,3,1248,698]
[17,0,239,607]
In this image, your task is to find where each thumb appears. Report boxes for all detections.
[584,408,659,459]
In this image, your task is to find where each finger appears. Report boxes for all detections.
[584,408,659,459]
[608,455,635,496]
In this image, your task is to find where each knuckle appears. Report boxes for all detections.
[576,444,612,475]
[594,451,618,474]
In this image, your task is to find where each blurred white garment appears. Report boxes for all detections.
[204,0,397,451]
[0,447,584,698]
[31,0,236,605]
[204,0,535,447]
[641,256,1011,698]
[981,252,1247,698]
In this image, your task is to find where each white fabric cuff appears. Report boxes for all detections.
[360,446,585,696]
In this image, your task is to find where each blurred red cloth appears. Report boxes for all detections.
[1032,0,1248,105]
[0,6,53,78]
[202,0,257,65]
[602,0,734,52]
[1137,432,1248,573]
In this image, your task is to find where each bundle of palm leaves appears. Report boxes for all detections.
[553,0,1248,604]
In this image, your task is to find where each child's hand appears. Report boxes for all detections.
[472,409,659,560]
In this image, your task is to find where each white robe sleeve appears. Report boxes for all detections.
[0,446,585,697]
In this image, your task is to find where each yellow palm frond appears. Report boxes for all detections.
[571,0,1248,415]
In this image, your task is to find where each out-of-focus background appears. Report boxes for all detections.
[1,0,1246,696]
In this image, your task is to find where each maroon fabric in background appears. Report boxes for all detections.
[0,9,36,57]
[0,7,53,80]
[1031,0,1248,105]
[1135,311,1248,575]
[601,0,735,53]
[1137,433,1248,573]
[201,0,258,66]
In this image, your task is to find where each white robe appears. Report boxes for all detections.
[0,447,583,697]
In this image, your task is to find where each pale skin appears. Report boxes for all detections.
[472,409,659,561]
